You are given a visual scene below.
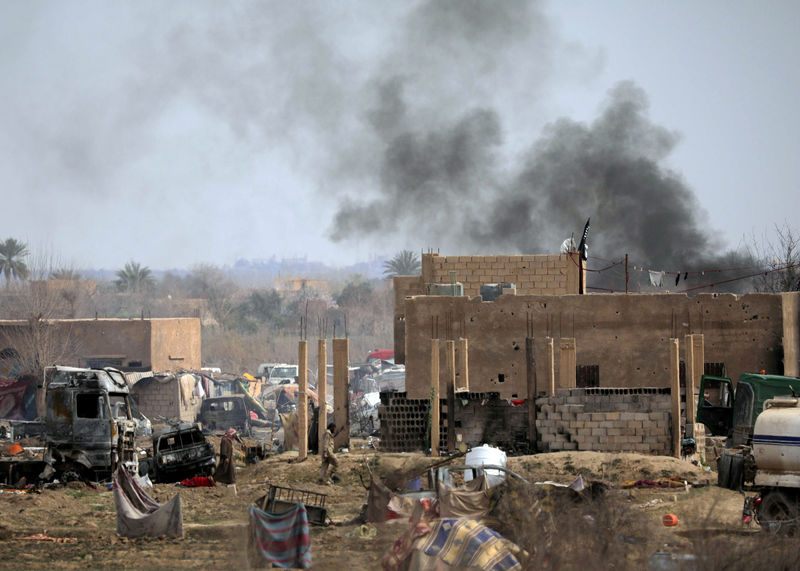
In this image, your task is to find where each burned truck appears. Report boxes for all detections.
[41,366,139,481]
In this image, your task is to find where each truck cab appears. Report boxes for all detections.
[697,373,800,447]
[42,366,139,480]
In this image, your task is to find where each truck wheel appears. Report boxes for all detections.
[759,491,799,535]
[728,454,744,491]
[717,453,732,489]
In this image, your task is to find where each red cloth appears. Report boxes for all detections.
[179,476,215,488]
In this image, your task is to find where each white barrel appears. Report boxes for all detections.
[465,444,507,487]
[753,397,800,474]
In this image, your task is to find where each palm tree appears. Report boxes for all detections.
[0,238,30,286]
[383,250,421,278]
[116,261,154,293]
[49,268,81,281]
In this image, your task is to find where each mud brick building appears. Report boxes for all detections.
[0,317,202,372]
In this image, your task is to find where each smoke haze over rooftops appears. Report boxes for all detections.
[0,2,797,274]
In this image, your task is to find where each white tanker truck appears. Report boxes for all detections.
[740,395,800,532]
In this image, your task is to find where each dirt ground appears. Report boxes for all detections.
[0,440,765,570]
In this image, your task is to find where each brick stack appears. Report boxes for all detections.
[379,392,442,452]
[536,387,673,454]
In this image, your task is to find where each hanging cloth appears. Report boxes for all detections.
[649,271,664,287]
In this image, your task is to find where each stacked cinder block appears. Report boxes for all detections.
[378,392,447,452]
[132,383,179,421]
[536,388,673,454]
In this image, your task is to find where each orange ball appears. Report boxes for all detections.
[662,513,679,527]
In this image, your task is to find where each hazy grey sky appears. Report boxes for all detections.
[2,1,797,271]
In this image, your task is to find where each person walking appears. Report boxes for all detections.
[215,428,238,485]
[318,422,338,485]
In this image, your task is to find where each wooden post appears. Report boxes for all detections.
[559,338,576,389]
[333,338,350,450]
[526,337,538,447]
[317,339,327,455]
[431,339,440,456]
[545,337,555,396]
[298,340,308,460]
[669,338,681,458]
[458,338,469,392]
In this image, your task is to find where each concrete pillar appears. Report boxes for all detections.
[691,334,705,384]
[685,334,697,423]
[317,339,327,456]
[333,338,350,450]
[526,337,537,446]
[298,340,308,460]
[691,333,707,462]
[545,337,555,396]
[445,340,455,453]
[558,338,576,389]
[431,338,440,456]
[781,293,799,376]
[457,338,469,392]
[669,338,681,458]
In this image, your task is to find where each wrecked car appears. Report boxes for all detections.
[199,395,258,435]
[140,422,215,483]
[42,366,139,481]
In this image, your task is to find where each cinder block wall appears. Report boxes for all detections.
[377,388,674,455]
[536,387,672,454]
[422,253,579,297]
[131,377,202,423]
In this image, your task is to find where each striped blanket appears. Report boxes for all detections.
[383,518,521,571]
[249,502,311,569]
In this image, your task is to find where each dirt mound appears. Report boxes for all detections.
[509,451,713,485]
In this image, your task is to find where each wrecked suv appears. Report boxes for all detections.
[141,422,215,483]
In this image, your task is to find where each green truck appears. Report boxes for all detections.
[696,372,800,490]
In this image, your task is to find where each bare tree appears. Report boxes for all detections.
[747,223,800,293]
[0,253,82,413]
[186,264,239,328]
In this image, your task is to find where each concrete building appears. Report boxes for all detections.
[381,251,800,455]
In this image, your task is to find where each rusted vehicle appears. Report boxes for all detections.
[41,366,138,480]
[140,422,216,483]
[199,395,255,435]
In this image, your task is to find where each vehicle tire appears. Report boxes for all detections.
[758,490,799,535]
[728,454,744,491]
[718,453,732,489]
